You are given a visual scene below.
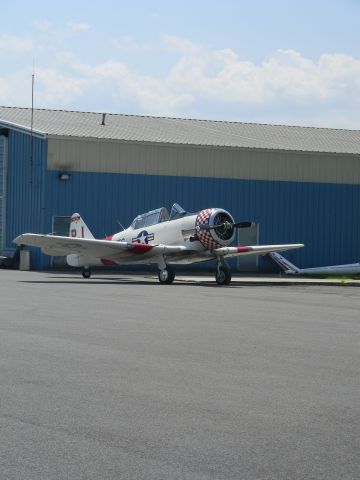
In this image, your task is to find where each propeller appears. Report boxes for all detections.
[199,221,254,231]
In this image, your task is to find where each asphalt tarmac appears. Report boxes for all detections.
[0,270,359,480]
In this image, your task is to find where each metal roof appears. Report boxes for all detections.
[1,106,360,155]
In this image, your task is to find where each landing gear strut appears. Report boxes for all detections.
[157,255,175,284]
[215,259,232,286]
[82,268,91,279]
[158,267,175,284]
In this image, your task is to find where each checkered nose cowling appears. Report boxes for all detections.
[195,208,236,249]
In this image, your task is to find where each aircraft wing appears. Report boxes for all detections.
[14,234,303,264]
[213,244,304,259]
[14,234,188,261]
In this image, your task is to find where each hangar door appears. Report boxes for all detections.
[237,223,259,272]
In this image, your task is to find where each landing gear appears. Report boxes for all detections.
[82,268,91,279]
[157,255,175,285]
[215,262,232,286]
[158,267,175,284]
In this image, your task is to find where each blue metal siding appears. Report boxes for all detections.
[0,135,3,248]
[5,126,360,271]
[43,170,360,271]
[6,130,47,268]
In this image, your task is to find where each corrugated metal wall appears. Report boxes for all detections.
[0,135,3,248]
[5,130,47,268]
[48,138,360,185]
[43,170,360,271]
[6,130,360,271]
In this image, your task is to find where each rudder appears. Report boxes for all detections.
[69,213,94,239]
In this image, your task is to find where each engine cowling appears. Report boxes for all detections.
[195,208,236,249]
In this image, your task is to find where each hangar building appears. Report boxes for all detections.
[0,106,359,271]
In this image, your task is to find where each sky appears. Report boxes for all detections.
[1,0,360,128]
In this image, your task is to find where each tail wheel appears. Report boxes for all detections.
[82,268,91,279]
[215,265,231,285]
[158,268,175,284]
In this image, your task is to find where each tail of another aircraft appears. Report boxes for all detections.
[269,252,300,274]
[69,213,94,239]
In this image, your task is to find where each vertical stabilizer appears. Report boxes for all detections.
[269,252,300,274]
[69,213,94,239]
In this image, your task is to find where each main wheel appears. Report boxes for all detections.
[215,265,231,285]
[82,268,91,279]
[158,268,175,284]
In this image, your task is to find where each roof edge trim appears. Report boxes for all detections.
[0,119,47,139]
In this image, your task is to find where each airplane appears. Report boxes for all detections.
[14,203,304,285]
[269,251,360,275]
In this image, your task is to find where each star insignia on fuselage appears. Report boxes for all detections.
[132,230,154,244]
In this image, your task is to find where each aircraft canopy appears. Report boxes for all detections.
[130,203,187,229]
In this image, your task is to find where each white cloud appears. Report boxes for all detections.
[162,34,204,55]
[169,42,360,107]
[112,36,153,53]
[32,20,53,33]
[2,33,360,127]
[67,21,90,33]
[0,70,35,107]
[0,34,32,54]
[35,67,88,104]
[53,55,193,115]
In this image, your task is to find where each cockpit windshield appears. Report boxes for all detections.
[130,207,169,230]
[169,203,187,220]
[130,204,188,229]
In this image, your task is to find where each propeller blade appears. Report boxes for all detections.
[199,221,254,230]
[198,224,216,230]
[233,221,253,229]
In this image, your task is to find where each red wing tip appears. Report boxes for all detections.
[237,246,251,253]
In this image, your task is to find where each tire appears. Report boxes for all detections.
[82,268,91,279]
[215,265,231,285]
[158,268,175,284]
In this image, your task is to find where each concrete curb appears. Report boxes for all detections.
[174,276,360,287]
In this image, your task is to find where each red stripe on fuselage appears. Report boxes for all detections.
[237,246,250,253]
[99,237,152,264]
[101,258,117,265]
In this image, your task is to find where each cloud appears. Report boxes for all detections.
[0,34,32,54]
[67,21,90,33]
[35,67,88,104]
[168,41,360,108]
[52,55,193,114]
[0,69,35,107]
[32,20,53,33]
[112,36,153,53]
[162,34,204,55]
[2,32,360,127]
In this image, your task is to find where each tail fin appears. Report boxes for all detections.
[269,252,300,274]
[69,213,94,239]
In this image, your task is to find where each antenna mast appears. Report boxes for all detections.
[29,61,34,183]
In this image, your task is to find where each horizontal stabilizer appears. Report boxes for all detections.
[268,252,300,273]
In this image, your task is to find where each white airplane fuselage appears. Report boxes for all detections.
[67,213,204,268]
[113,214,198,247]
